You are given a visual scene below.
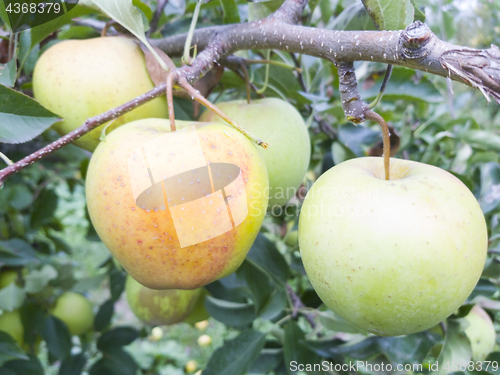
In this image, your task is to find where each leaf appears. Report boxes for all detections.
[30,5,96,47]
[0,84,61,144]
[109,268,126,302]
[140,44,175,86]
[9,184,32,210]
[0,332,28,367]
[0,1,11,29]
[203,329,266,375]
[0,283,26,311]
[478,163,500,214]
[0,59,16,88]
[94,299,115,332]
[284,320,321,369]
[338,123,381,156]
[24,265,58,294]
[430,320,471,375]
[329,2,377,31]
[332,141,356,165]
[246,233,289,285]
[89,348,138,375]
[361,0,414,30]
[30,189,58,228]
[459,130,500,152]
[237,260,273,313]
[318,310,369,334]
[219,0,240,24]
[205,296,257,326]
[258,287,288,321]
[42,316,72,360]
[0,239,39,267]
[1,354,44,375]
[97,327,139,351]
[85,0,169,71]
[361,66,443,103]
[58,353,87,375]
[247,348,283,374]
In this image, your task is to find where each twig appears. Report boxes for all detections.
[369,64,393,109]
[285,284,316,328]
[148,0,169,37]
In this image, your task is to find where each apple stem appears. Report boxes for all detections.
[166,73,177,132]
[256,50,271,94]
[240,62,252,104]
[365,110,391,180]
[100,20,114,38]
[177,76,269,149]
[0,152,13,166]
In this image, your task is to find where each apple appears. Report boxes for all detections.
[0,269,18,289]
[200,98,310,208]
[32,36,168,152]
[0,310,24,346]
[463,305,496,361]
[85,118,269,289]
[126,275,201,325]
[52,292,94,336]
[299,157,488,336]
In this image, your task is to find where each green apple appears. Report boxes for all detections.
[200,98,310,208]
[52,292,94,336]
[0,310,24,346]
[463,305,496,361]
[86,118,268,290]
[33,36,168,151]
[126,275,201,325]
[299,157,488,336]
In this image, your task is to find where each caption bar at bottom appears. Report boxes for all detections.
[289,360,499,373]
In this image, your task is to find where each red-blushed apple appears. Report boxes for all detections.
[52,292,94,336]
[299,157,488,336]
[463,305,496,361]
[200,98,310,208]
[125,275,200,325]
[32,37,168,152]
[85,118,269,290]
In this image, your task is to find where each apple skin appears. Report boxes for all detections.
[299,157,488,336]
[0,310,24,346]
[32,37,168,152]
[200,98,311,208]
[126,275,201,325]
[463,305,496,361]
[52,292,94,336]
[85,118,269,290]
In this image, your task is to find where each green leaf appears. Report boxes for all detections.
[361,67,443,103]
[132,0,153,21]
[0,239,39,267]
[30,5,96,47]
[30,189,58,228]
[205,296,257,326]
[284,320,321,369]
[247,348,283,374]
[237,260,273,313]
[318,310,369,334]
[246,233,289,285]
[0,1,11,29]
[84,0,168,71]
[109,268,126,302]
[24,265,58,294]
[361,0,414,30]
[97,327,139,351]
[9,184,32,211]
[332,141,356,165]
[430,320,471,375]
[259,287,288,321]
[330,2,377,31]
[42,316,72,360]
[0,60,16,88]
[59,353,87,375]
[0,283,26,311]
[459,130,500,152]
[0,84,61,144]
[89,348,138,375]
[478,163,500,214]
[0,332,28,367]
[338,123,381,156]
[94,299,114,332]
[203,330,266,375]
[2,354,43,375]
[219,0,240,24]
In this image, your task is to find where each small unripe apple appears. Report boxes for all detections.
[299,157,488,336]
[0,310,24,346]
[200,98,310,208]
[197,334,212,347]
[185,360,198,373]
[33,37,168,151]
[52,292,94,336]
[86,118,268,289]
[463,305,496,361]
[125,275,201,325]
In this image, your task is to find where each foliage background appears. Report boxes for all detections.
[0,0,500,374]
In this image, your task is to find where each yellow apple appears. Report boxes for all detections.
[0,310,24,346]
[32,37,168,151]
[463,305,496,361]
[126,275,200,325]
[85,118,269,289]
[52,292,94,336]
[200,98,310,208]
[299,157,488,336]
